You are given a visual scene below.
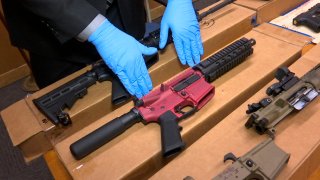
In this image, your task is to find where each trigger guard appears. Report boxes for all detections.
[175,104,196,114]
[175,105,197,120]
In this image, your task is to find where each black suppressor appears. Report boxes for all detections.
[70,109,141,160]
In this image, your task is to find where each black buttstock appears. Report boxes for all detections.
[70,109,141,160]
[33,53,158,125]
[194,38,256,83]
[33,71,100,125]
[160,111,185,157]
[293,3,320,33]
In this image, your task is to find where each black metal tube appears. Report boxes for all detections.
[70,108,141,160]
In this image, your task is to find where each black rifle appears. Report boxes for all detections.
[141,0,234,49]
[33,54,158,126]
[293,3,320,33]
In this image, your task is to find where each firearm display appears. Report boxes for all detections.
[213,138,290,180]
[69,38,256,160]
[33,54,158,126]
[245,64,320,137]
[293,3,320,33]
[140,0,234,48]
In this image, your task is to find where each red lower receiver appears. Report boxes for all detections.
[137,69,214,123]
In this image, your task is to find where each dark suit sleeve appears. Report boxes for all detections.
[18,0,100,42]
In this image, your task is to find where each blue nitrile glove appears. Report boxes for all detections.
[159,0,204,67]
[88,20,157,98]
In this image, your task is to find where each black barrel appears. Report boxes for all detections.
[197,0,235,21]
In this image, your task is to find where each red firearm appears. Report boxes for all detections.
[70,38,256,160]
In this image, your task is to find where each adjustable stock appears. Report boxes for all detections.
[33,71,98,125]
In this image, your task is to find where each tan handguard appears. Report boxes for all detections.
[213,138,290,180]
[245,64,320,137]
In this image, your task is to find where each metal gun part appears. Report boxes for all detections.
[213,138,290,180]
[197,0,235,22]
[245,64,320,137]
[293,3,320,33]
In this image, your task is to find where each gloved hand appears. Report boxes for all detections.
[89,20,157,98]
[159,0,203,67]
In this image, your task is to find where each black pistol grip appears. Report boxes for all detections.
[111,77,131,105]
[159,111,185,157]
[70,109,140,160]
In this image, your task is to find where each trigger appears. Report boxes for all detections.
[224,153,237,163]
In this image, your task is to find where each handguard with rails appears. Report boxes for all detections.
[70,38,256,160]
[245,64,320,137]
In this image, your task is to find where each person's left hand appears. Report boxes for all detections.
[89,20,157,98]
[159,0,203,67]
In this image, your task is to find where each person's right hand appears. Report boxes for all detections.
[89,20,157,98]
[159,0,203,67]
